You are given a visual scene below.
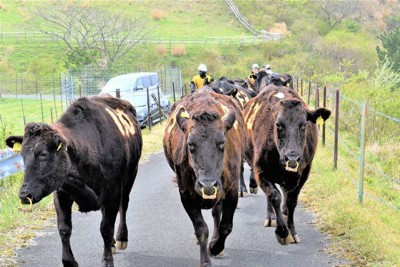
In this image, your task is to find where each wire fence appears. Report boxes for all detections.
[224,0,282,40]
[0,31,280,46]
[295,78,400,212]
[1,74,399,212]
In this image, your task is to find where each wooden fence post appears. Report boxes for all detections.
[315,87,319,109]
[307,81,311,105]
[358,102,368,203]
[333,89,340,170]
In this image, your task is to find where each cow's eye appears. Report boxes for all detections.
[218,141,225,150]
[188,143,196,152]
[300,124,306,130]
[276,123,284,131]
[40,151,48,158]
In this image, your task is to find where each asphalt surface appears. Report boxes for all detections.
[17,152,348,267]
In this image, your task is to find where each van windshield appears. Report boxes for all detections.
[103,76,134,93]
[124,93,154,108]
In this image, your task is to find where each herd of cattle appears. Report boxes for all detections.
[5,70,331,267]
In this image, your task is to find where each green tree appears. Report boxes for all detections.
[376,28,400,72]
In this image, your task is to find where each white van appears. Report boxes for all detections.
[100,72,159,97]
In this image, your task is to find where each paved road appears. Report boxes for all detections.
[17,152,347,267]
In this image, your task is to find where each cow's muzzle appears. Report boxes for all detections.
[283,155,300,172]
[197,180,219,200]
[285,160,299,172]
[201,186,218,200]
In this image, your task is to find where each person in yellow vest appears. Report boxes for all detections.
[247,63,259,86]
[190,64,213,93]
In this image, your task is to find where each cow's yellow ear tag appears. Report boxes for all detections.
[316,116,324,125]
[181,111,189,119]
[57,142,62,152]
[13,142,22,152]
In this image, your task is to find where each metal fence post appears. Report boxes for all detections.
[358,102,367,203]
[300,79,303,96]
[322,85,327,146]
[40,93,44,122]
[146,87,152,131]
[157,86,162,123]
[172,82,176,103]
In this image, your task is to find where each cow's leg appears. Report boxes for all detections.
[261,182,290,245]
[249,168,258,194]
[210,201,222,250]
[100,202,119,267]
[115,167,138,251]
[53,191,78,267]
[180,193,211,267]
[238,161,248,197]
[264,196,277,227]
[209,190,238,256]
[286,165,310,244]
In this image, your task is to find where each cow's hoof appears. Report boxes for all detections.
[275,233,292,245]
[115,240,128,250]
[238,191,248,198]
[209,241,224,256]
[291,234,301,243]
[211,250,225,257]
[250,187,258,194]
[62,260,79,267]
[264,218,277,227]
[111,245,116,254]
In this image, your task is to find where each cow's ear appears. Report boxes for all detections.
[307,107,331,124]
[223,110,236,131]
[5,136,24,152]
[176,108,189,132]
[53,135,66,152]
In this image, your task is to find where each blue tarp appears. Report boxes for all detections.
[0,148,24,179]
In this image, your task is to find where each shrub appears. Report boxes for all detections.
[151,9,164,21]
[171,45,185,57]
[156,44,167,57]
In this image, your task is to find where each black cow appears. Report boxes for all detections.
[6,95,142,267]
[163,91,245,266]
[212,76,257,109]
[255,71,294,92]
[244,85,330,245]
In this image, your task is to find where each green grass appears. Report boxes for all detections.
[0,174,54,266]
[302,142,400,266]
[0,97,64,139]
[0,1,248,36]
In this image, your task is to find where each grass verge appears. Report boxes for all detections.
[301,143,400,266]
